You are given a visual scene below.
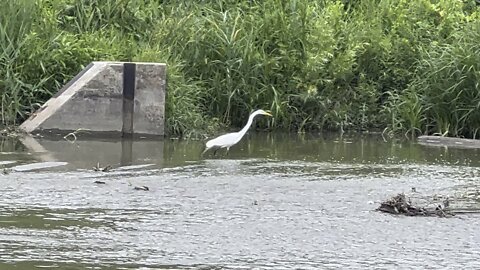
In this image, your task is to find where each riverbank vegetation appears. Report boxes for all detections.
[1,0,479,138]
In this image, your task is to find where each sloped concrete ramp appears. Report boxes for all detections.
[20,61,166,137]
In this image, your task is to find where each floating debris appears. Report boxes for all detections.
[0,126,23,138]
[377,192,480,217]
[2,168,12,175]
[63,128,90,143]
[134,186,149,191]
[377,193,452,217]
[92,162,112,172]
[94,180,106,184]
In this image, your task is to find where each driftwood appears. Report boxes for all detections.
[377,193,454,217]
[377,192,480,217]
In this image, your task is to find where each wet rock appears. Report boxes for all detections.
[94,180,106,184]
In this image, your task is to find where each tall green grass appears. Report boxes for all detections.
[408,20,480,138]
[1,0,479,138]
[1,1,41,124]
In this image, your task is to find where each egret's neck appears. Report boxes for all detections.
[237,112,258,138]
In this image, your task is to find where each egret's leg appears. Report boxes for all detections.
[213,148,218,156]
[226,147,230,156]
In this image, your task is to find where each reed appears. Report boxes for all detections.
[0,0,36,124]
[408,20,480,138]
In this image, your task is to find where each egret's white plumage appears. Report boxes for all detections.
[203,109,272,155]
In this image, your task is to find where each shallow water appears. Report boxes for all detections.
[1,133,480,269]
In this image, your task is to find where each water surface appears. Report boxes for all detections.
[1,133,480,269]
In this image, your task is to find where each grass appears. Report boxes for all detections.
[1,0,479,138]
[408,19,480,138]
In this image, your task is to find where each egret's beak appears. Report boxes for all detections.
[264,110,273,117]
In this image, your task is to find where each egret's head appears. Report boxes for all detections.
[255,109,272,117]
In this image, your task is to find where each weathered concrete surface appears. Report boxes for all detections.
[133,64,166,135]
[417,135,480,149]
[20,61,166,137]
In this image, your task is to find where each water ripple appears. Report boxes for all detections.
[1,158,480,268]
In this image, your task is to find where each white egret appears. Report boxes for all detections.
[202,109,272,156]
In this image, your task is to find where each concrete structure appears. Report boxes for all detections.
[417,135,480,149]
[20,61,166,137]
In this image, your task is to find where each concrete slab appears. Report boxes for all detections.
[133,63,166,135]
[20,61,166,138]
[417,135,480,149]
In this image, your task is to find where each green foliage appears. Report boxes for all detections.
[408,20,480,138]
[0,0,38,124]
[1,0,479,138]
[152,2,311,129]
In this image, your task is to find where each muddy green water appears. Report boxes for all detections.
[1,133,480,269]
